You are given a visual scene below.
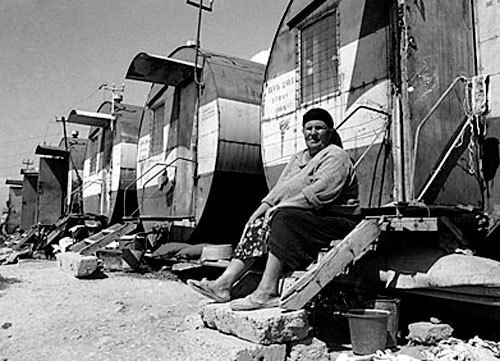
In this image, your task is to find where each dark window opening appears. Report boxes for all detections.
[300,10,338,104]
[150,104,165,156]
[89,136,99,174]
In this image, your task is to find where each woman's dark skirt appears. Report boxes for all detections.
[233,208,358,271]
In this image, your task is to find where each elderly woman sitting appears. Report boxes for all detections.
[188,108,359,311]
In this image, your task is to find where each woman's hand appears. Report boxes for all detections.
[247,203,271,225]
[264,205,279,222]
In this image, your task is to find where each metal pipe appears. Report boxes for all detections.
[416,119,471,202]
[123,157,196,218]
[410,76,468,197]
[336,105,391,131]
[353,121,391,170]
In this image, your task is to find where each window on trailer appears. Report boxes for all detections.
[300,10,339,104]
[150,104,165,156]
[89,135,99,174]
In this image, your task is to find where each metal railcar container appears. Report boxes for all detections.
[34,136,87,226]
[67,102,142,223]
[19,170,38,231]
[261,0,480,208]
[126,45,268,244]
[4,179,23,233]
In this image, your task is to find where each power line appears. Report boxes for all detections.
[0,133,60,147]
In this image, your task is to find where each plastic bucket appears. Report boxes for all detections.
[346,309,390,355]
[361,298,400,348]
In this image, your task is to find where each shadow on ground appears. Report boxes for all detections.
[0,273,21,293]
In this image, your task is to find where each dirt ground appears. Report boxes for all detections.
[0,260,218,361]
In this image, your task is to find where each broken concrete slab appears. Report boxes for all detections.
[56,252,99,277]
[200,302,309,345]
[287,337,329,361]
[407,321,453,345]
[182,328,287,361]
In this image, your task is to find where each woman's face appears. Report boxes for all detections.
[303,120,333,155]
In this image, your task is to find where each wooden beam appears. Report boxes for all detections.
[79,222,138,256]
[279,219,381,311]
[377,217,438,231]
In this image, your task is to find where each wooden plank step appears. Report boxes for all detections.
[279,219,381,311]
[79,222,138,256]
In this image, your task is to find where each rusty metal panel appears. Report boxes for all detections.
[20,172,38,231]
[404,0,479,205]
[37,157,68,225]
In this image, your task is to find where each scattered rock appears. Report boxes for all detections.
[200,303,310,345]
[287,337,329,361]
[178,313,204,331]
[407,322,453,345]
[1,322,12,330]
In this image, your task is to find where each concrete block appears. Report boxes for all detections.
[56,252,99,278]
[183,328,287,361]
[407,322,453,345]
[200,303,309,345]
[287,337,330,361]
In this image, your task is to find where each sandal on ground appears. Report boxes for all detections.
[187,279,230,303]
[230,294,279,311]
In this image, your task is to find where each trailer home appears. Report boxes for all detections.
[67,101,142,223]
[126,45,268,244]
[262,0,481,208]
[4,179,23,233]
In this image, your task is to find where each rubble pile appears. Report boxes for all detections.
[422,337,500,361]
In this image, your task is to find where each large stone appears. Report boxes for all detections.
[407,322,453,345]
[182,328,287,361]
[287,337,330,361]
[56,252,99,277]
[200,303,310,345]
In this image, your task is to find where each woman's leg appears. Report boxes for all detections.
[208,257,255,297]
[246,251,282,302]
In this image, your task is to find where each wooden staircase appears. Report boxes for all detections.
[279,219,381,310]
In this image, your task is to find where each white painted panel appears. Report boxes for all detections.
[137,135,150,162]
[197,100,219,175]
[262,70,297,120]
[137,153,163,189]
[82,171,103,198]
[477,0,500,118]
[111,144,121,192]
[120,143,137,169]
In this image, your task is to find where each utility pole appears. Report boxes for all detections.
[22,159,33,170]
[186,0,214,217]
[55,116,70,155]
[103,83,125,131]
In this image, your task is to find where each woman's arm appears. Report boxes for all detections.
[247,202,271,225]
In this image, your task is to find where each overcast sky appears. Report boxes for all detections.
[0,0,288,204]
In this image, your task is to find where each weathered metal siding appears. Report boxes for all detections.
[20,173,38,230]
[6,185,22,233]
[37,157,68,225]
[262,0,393,207]
[403,0,479,205]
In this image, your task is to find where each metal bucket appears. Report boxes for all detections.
[346,309,390,355]
[361,298,400,348]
